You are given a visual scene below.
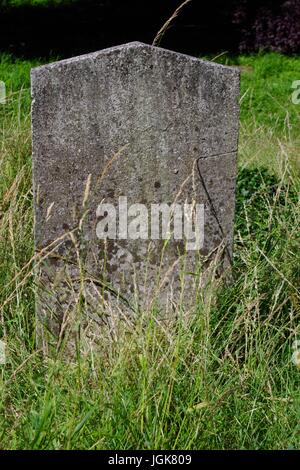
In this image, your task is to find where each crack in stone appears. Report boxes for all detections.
[196,157,233,264]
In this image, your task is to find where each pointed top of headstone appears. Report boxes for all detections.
[31,41,239,77]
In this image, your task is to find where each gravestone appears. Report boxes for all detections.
[31,42,240,351]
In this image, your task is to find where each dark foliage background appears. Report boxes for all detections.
[234,0,300,54]
[0,0,299,58]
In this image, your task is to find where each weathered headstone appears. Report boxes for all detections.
[31,42,239,351]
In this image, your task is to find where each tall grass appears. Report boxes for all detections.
[0,53,299,449]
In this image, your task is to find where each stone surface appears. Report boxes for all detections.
[31,42,240,350]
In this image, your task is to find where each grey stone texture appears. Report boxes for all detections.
[31,42,240,349]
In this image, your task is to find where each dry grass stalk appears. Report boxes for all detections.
[152,0,193,47]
